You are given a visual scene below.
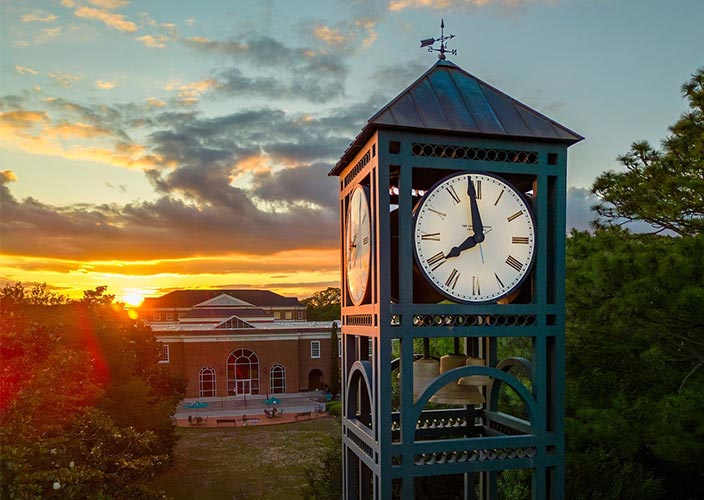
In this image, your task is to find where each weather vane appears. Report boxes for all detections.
[420,19,457,60]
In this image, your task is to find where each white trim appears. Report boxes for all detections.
[311,340,321,359]
[156,332,331,343]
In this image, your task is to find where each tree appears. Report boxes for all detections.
[564,229,704,499]
[328,322,340,395]
[302,287,341,321]
[592,67,704,235]
[0,285,185,498]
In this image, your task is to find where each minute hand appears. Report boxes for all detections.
[468,177,485,242]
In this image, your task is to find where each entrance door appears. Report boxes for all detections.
[236,380,251,395]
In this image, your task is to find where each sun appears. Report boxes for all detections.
[122,291,145,307]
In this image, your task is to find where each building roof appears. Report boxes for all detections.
[141,290,302,309]
[330,59,583,176]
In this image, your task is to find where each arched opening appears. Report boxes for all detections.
[199,366,216,398]
[308,369,323,390]
[227,348,259,395]
[269,364,286,394]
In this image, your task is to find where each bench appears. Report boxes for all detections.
[216,418,237,427]
[294,411,312,421]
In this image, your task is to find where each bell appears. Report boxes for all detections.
[413,358,440,400]
[430,354,485,405]
[458,357,492,386]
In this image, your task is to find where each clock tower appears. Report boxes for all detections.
[330,56,582,499]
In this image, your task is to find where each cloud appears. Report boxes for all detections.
[88,0,130,9]
[146,97,166,108]
[566,186,598,231]
[74,6,137,32]
[388,0,542,10]
[48,72,81,88]
[164,79,218,105]
[15,66,38,76]
[21,12,59,23]
[1,170,18,183]
[135,34,169,48]
[313,26,347,46]
[95,79,117,89]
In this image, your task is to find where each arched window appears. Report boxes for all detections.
[227,348,259,395]
[270,364,286,394]
[199,367,216,398]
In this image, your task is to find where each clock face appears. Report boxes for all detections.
[346,185,371,305]
[413,172,535,303]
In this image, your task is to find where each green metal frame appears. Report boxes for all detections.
[338,129,569,499]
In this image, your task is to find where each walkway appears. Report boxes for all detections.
[174,391,330,428]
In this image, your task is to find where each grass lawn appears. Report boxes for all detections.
[152,417,340,500]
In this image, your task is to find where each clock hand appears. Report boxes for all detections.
[468,177,484,243]
[446,233,478,259]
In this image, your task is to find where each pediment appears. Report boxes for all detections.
[194,293,253,308]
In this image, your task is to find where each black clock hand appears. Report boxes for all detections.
[468,177,485,243]
[446,233,478,259]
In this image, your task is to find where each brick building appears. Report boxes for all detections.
[140,290,339,399]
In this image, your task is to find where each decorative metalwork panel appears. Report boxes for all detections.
[348,428,375,460]
[412,142,538,164]
[413,446,537,466]
[411,314,537,327]
[346,314,374,326]
[344,149,371,187]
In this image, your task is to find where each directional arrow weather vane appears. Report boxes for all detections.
[420,19,457,60]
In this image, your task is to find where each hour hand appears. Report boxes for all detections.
[468,178,484,242]
[446,234,478,258]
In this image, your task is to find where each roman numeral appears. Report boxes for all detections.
[506,255,523,272]
[472,180,482,199]
[446,185,461,204]
[445,269,460,289]
[421,232,441,241]
[362,236,369,245]
[512,236,529,244]
[428,206,446,220]
[426,251,447,271]
[494,272,505,289]
[472,276,480,296]
[507,211,522,222]
[494,189,504,206]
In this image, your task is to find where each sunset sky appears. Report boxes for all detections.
[1,0,701,304]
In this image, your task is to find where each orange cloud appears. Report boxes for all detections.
[135,34,169,48]
[74,6,137,32]
[313,26,347,46]
[388,0,534,9]
[1,170,18,183]
[47,121,112,139]
[165,79,218,105]
[15,66,38,76]
[48,72,81,88]
[21,12,59,23]
[146,97,166,107]
[88,0,130,9]
[95,79,117,89]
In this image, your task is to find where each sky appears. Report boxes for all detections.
[1,0,702,304]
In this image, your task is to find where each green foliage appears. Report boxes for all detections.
[329,321,341,395]
[0,285,185,499]
[592,68,704,235]
[326,402,342,417]
[302,434,342,500]
[302,287,341,321]
[565,229,704,498]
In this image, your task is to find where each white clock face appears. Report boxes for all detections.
[413,172,535,303]
[346,186,371,305]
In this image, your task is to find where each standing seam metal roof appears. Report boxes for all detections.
[330,59,583,176]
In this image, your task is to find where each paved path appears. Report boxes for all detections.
[175,391,330,427]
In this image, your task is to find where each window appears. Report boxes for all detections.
[199,367,216,397]
[178,312,186,318]
[269,364,286,394]
[153,313,161,321]
[297,311,303,320]
[166,312,174,321]
[158,343,169,363]
[311,341,321,358]
[285,311,292,319]
[273,311,281,319]
[227,348,259,395]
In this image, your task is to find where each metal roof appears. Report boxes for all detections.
[141,289,302,309]
[330,59,583,176]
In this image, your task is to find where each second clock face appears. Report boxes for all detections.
[413,172,536,303]
[346,185,371,305]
